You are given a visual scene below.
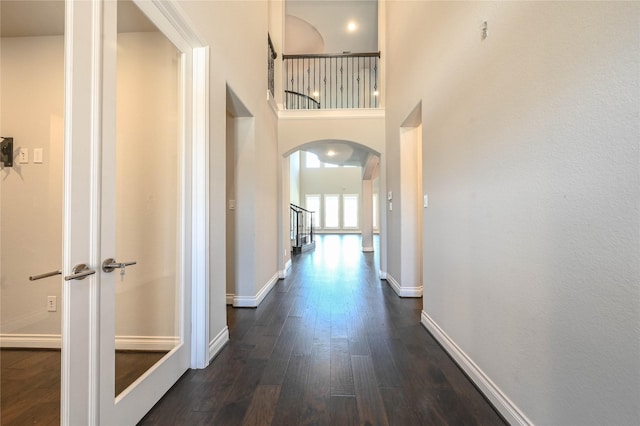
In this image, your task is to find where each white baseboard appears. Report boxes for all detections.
[379,270,387,279]
[420,311,532,426]
[1,334,177,351]
[233,272,279,308]
[386,273,423,297]
[0,333,61,348]
[362,246,374,252]
[115,335,178,351]
[278,259,292,279]
[208,326,229,362]
[226,294,234,305]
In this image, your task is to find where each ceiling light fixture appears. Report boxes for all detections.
[347,21,357,32]
[327,150,336,157]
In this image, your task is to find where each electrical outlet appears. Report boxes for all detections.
[47,296,57,312]
[18,148,28,164]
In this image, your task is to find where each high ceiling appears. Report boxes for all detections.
[285,0,380,168]
[285,0,378,55]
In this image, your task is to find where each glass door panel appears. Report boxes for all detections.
[99,0,190,423]
[0,1,65,423]
[113,0,181,396]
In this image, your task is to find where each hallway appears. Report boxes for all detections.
[140,235,506,425]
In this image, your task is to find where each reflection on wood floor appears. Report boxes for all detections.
[140,235,506,425]
[0,348,166,425]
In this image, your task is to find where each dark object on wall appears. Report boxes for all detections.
[1,137,13,167]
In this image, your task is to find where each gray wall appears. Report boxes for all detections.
[385,2,639,424]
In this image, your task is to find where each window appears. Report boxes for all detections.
[305,152,320,168]
[324,195,339,228]
[305,194,321,229]
[373,193,379,229]
[343,194,359,228]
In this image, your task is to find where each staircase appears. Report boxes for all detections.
[290,203,316,254]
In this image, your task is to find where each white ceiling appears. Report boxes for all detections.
[285,0,378,55]
[300,139,379,169]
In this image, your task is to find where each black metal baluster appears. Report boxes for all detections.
[347,55,350,108]
[340,57,343,108]
[357,56,361,108]
[374,56,378,108]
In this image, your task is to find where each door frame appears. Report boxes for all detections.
[61,1,209,424]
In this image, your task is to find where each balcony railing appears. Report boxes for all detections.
[268,34,277,98]
[284,52,380,110]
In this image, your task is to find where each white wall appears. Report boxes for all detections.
[225,112,236,301]
[386,2,640,425]
[0,35,64,340]
[299,160,363,232]
[289,151,300,205]
[177,1,280,329]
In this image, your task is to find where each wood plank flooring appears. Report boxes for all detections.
[0,349,166,425]
[140,235,507,426]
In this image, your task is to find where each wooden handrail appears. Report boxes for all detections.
[284,90,321,108]
[290,203,315,213]
[268,34,278,60]
[283,51,380,60]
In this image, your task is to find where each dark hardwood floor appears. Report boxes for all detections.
[140,235,506,426]
[0,349,166,425]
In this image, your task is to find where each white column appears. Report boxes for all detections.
[362,179,374,252]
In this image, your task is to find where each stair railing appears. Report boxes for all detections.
[283,51,380,109]
[290,203,315,249]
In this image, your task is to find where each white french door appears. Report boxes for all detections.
[63,0,204,424]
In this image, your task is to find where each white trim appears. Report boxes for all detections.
[267,94,279,116]
[115,336,179,351]
[385,273,423,297]
[233,273,279,308]
[278,258,292,279]
[420,311,533,426]
[0,334,62,349]
[362,246,374,252]
[208,326,229,362]
[226,294,235,305]
[0,334,178,351]
[190,45,210,370]
[279,108,385,120]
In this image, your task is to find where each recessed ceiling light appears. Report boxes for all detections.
[347,21,357,32]
[327,150,336,157]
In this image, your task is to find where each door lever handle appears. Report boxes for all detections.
[102,258,137,273]
[29,269,62,281]
[64,264,96,281]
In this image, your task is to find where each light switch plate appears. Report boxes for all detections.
[34,148,43,164]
